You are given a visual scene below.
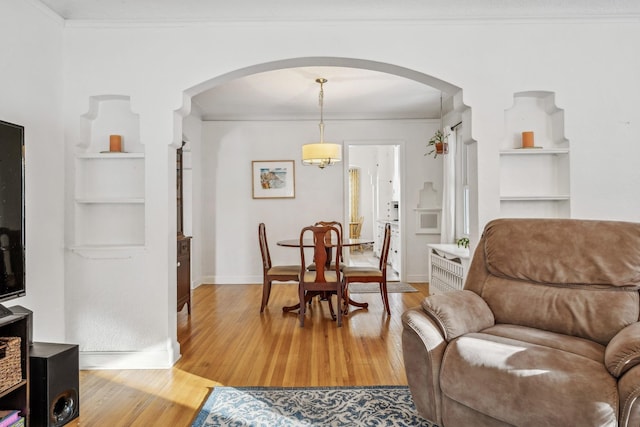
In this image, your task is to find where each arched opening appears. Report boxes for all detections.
[175,56,475,317]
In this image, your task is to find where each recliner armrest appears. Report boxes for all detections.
[421,290,495,342]
[605,322,640,377]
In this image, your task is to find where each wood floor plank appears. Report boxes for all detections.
[68,282,429,426]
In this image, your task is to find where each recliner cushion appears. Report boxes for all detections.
[481,278,639,345]
[482,324,605,363]
[482,218,640,288]
[440,331,618,426]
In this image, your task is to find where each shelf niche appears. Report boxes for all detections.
[499,91,570,219]
[73,96,145,250]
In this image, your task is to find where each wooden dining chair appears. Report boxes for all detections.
[342,222,392,315]
[298,224,344,327]
[307,220,345,271]
[258,223,300,313]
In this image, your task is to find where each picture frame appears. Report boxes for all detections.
[252,160,296,199]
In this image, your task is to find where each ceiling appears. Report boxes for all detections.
[35,0,640,121]
[36,0,640,22]
[192,67,444,121]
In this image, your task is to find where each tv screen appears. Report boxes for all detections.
[0,120,25,305]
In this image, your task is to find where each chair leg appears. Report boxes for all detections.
[260,278,272,313]
[380,280,391,315]
[342,281,350,316]
[327,294,336,320]
[299,284,306,327]
[336,285,342,327]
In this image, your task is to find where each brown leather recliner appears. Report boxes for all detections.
[402,218,640,426]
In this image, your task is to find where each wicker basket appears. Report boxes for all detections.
[0,337,22,393]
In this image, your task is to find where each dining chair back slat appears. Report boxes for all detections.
[307,220,345,271]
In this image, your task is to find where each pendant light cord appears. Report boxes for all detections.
[317,78,327,143]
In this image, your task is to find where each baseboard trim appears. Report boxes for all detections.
[80,347,180,370]
[197,275,261,285]
[197,275,429,285]
[406,274,429,283]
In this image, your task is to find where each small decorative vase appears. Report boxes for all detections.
[521,131,534,148]
[109,135,122,152]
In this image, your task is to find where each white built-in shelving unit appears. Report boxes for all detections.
[500,91,570,218]
[72,95,145,253]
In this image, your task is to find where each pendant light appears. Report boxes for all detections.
[302,78,342,169]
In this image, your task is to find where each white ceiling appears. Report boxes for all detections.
[192,66,444,121]
[35,0,640,121]
[36,0,640,22]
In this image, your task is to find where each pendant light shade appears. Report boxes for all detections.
[302,142,342,167]
[302,78,342,169]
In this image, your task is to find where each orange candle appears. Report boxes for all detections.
[521,131,534,148]
[109,135,122,152]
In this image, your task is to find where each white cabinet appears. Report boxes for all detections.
[389,223,400,273]
[376,220,400,274]
[373,221,382,257]
[500,91,570,218]
[376,145,399,221]
[71,96,145,250]
[428,244,470,294]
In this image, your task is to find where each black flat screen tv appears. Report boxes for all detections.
[0,120,25,315]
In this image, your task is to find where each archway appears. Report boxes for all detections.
[175,56,475,290]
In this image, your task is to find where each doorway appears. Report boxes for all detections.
[344,142,402,281]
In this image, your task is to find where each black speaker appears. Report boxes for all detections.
[29,342,80,427]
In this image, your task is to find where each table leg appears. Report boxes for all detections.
[342,287,369,315]
[283,290,339,321]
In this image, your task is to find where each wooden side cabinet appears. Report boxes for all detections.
[177,236,191,314]
[0,310,30,426]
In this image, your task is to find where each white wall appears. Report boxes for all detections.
[182,114,203,288]
[3,5,640,366]
[200,120,440,284]
[0,1,65,342]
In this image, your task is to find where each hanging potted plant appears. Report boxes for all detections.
[426,129,448,158]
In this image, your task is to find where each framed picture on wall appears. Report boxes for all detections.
[252,160,296,199]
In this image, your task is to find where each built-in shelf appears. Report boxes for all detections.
[76,152,144,159]
[73,95,145,249]
[69,244,146,259]
[75,197,145,204]
[499,91,570,218]
[499,148,569,155]
[500,195,570,201]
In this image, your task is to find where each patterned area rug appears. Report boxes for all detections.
[348,282,418,294]
[191,386,436,427]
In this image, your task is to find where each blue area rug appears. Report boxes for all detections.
[191,385,436,426]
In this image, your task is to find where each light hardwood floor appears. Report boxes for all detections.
[70,282,429,427]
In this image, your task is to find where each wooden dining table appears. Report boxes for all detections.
[276,237,374,314]
[277,237,373,252]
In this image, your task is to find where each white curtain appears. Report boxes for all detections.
[440,126,456,243]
